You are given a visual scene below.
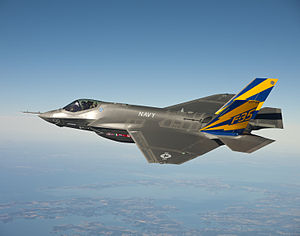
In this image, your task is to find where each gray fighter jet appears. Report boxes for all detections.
[33,78,283,164]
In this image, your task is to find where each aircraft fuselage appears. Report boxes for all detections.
[39,101,212,143]
[35,78,282,164]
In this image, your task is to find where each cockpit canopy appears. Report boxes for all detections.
[63,99,101,112]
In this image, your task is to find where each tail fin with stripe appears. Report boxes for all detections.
[201,78,278,136]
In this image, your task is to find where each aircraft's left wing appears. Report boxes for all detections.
[128,125,220,164]
[164,94,235,114]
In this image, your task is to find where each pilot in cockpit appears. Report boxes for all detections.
[63,99,100,112]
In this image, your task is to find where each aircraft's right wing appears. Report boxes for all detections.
[128,125,221,164]
[164,94,235,114]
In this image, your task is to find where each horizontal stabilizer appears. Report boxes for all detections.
[218,134,275,153]
[249,107,283,130]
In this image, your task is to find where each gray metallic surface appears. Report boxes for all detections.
[248,107,283,130]
[165,93,235,114]
[36,95,283,165]
[218,134,275,153]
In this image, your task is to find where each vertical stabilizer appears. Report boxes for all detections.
[215,78,278,115]
[201,78,278,136]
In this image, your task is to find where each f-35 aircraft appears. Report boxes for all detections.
[35,78,283,164]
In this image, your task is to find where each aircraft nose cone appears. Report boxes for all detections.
[39,111,52,123]
[39,110,64,126]
[38,111,52,120]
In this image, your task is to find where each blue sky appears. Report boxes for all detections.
[0,0,299,156]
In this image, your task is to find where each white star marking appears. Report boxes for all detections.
[160,152,172,160]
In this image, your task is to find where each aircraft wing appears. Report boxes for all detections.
[128,125,220,164]
[164,94,235,114]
